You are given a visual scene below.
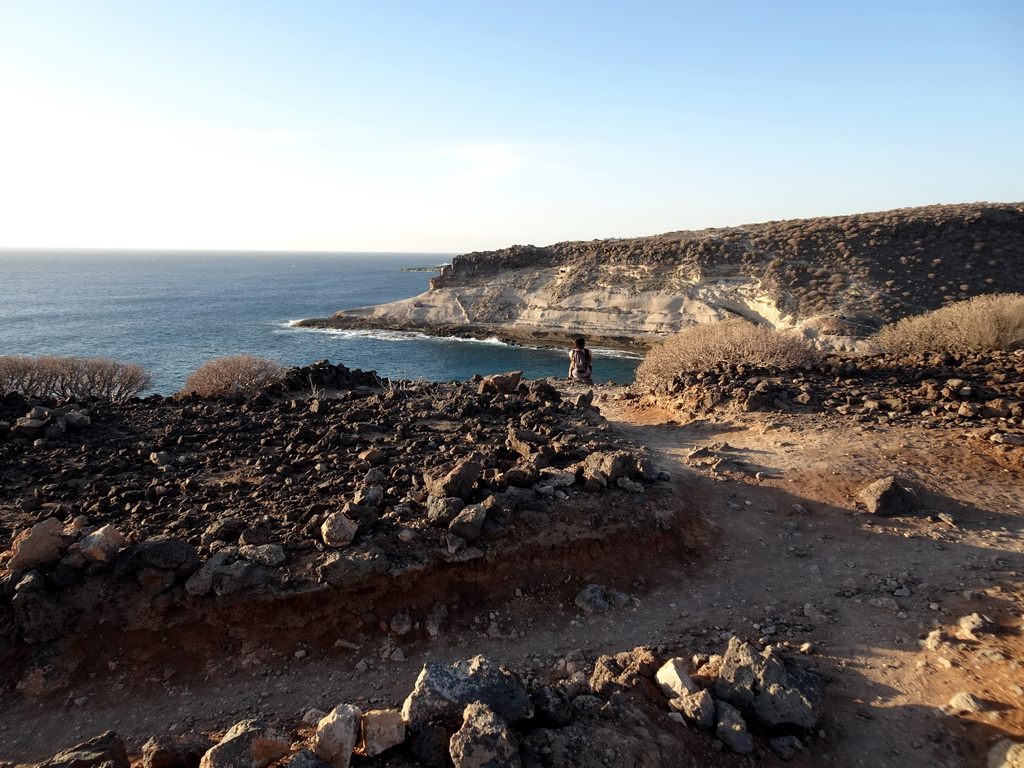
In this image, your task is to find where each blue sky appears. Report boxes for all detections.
[1,1,1021,252]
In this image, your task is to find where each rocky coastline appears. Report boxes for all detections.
[298,203,1024,353]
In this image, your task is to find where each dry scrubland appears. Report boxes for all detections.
[1,203,1024,768]
[0,355,151,401]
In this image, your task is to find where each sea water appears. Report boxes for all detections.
[0,250,640,394]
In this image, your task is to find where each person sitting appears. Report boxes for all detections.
[568,337,593,381]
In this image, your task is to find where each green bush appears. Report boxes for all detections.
[0,355,153,400]
[634,319,820,391]
[877,293,1024,354]
[180,355,286,397]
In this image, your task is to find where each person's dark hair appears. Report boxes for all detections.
[574,337,586,349]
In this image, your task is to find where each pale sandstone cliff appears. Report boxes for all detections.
[298,202,1024,350]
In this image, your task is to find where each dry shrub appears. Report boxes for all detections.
[877,293,1024,354]
[0,355,152,399]
[634,319,820,390]
[180,355,286,398]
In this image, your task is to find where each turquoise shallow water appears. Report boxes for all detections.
[0,250,640,395]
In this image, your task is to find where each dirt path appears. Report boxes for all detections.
[3,396,1023,767]
[597,395,1024,767]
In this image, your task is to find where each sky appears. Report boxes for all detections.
[0,1,1022,253]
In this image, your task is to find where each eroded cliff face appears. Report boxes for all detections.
[299,202,1024,349]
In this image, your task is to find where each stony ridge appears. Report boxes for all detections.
[298,202,1024,351]
[0,361,663,648]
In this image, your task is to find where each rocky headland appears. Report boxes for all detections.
[297,202,1024,352]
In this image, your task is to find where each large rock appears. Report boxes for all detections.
[141,734,214,768]
[448,504,487,542]
[321,512,358,547]
[356,708,405,757]
[286,750,331,768]
[37,730,129,768]
[507,427,546,460]
[574,584,629,614]
[426,496,465,527]
[502,461,540,487]
[10,416,44,439]
[478,371,523,394]
[424,459,481,501]
[715,700,753,755]
[714,637,824,730]
[402,655,533,731]
[313,704,362,768]
[184,551,232,597]
[79,524,126,564]
[669,689,715,730]
[410,724,452,768]
[7,517,64,571]
[239,543,285,567]
[588,647,658,697]
[531,686,574,727]
[655,658,699,699]
[584,451,637,483]
[12,589,74,643]
[316,548,387,589]
[210,560,279,597]
[859,475,915,516]
[989,739,1024,768]
[199,719,290,768]
[449,701,521,768]
[117,538,199,577]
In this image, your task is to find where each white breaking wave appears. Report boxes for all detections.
[281,322,510,347]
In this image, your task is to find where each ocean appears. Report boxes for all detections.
[0,250,641,395]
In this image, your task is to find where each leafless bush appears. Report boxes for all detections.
[180,355,286,398]
[877,293,1024,354]
[0,355,152,399]
[634,319,821,391]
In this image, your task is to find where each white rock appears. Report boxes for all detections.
[79,524,126,564]
[321,512,358,548]
[313,704,362,768]
[356,709,405,757]
[199,719,290,768]
[656,658,699,699]
[7,517,64,570]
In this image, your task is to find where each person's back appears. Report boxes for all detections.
[568,337,593,381]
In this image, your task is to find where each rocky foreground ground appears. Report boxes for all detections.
[0,354,1023,767]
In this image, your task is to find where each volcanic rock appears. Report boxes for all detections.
[668,689,715,730]
[714,637,824,730]
[402,655,533,731]
[141,734,214,768]
[715,700,753,754]
[37,730,129,768]
[424,458,481,501]
[449,701,521,768]
[12,589,74,642]
[858,476,915,516]
[321,512,358,548]
[199,719,290,768]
